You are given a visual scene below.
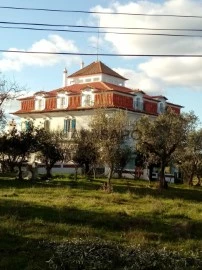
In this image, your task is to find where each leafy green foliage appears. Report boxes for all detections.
[176,128,202,186]
[135,109,197,188]
[0,129,38,179]
[90,109,128,183]
[73,129,99,176]
[35,129,64,178]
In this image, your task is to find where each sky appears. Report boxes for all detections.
[1,0,202,121]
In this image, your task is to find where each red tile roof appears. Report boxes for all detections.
[68,61,127,80]
[35,82,133,96]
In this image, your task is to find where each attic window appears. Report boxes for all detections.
[35,96,45,110]
[134,96,143,111]
[158,102,165,114]
[81,89,94,107]
[57,93,68,109]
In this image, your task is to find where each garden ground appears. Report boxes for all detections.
[0,174,201,269]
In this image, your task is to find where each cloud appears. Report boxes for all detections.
[114,67,164,94]
[0,35,81,72]
[91,0,202,90]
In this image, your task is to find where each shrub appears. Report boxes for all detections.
[47,240,202,270]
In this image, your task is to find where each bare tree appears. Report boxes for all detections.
[0,74,25,129]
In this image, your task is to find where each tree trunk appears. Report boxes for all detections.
[107,165,114,185]
[188,172,194,186]
[93,167,96,180]
[18,165,23,181]
[46,166,52,179]
[159,161,167,189]
[74,167,78,181]
[85,162,90,176]
[196,175,201,186]
[118,168,123,179]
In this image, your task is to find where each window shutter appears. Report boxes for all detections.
[71,119,76,130]
[64,119,67,133]
[25,121,31,131]
[57,97,60,108]
[140,101,143,111]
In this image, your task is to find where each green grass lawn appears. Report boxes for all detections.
[0,174,201,269]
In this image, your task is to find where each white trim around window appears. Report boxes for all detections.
[57,93,68,109]
[81,89,95,107]
[35,96,45,110]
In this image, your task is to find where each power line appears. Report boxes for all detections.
[1,25,202,37]
[0,6,202,19]
[1,49,202,57]
[1,20,202,32]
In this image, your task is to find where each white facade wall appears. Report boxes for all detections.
[67,74,125,87]
[67,75,102,85]
[101,74,125,86]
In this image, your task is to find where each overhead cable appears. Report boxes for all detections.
[0,6,202,19]
[1,49,202,57]
[1,20,202,32]
[1,25,202,37]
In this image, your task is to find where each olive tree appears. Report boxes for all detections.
[176,128,202,186]
[90,109,129,185]
[73,128,99,178]
[135,109,196,189]
[0,128,37,180]
[35,129,64,179]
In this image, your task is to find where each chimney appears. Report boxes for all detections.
[63,68,68,87]
[81,61,84,69]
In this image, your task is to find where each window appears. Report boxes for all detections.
[24,120,33,131]
[85,78,91,82]
[64,119,71,133]
[81,89,94,107]
[134,97,143,111]
[84,94,92,106]
[64,118,76,134]
[57,94,68,109]
[35,96,45,110]
[93,77,99,81]
[158,102,165,114]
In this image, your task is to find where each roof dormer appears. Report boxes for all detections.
[81,87,95,107]
[151,96,167,114]
[34,92,46,111]
[131,89,144,111]
[56,90,69,109]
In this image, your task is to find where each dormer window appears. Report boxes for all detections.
[35,95,45,110]
[134,96,143,111]
[57,92,68,109]
[158,102,165,114]
[81,89,94,107]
